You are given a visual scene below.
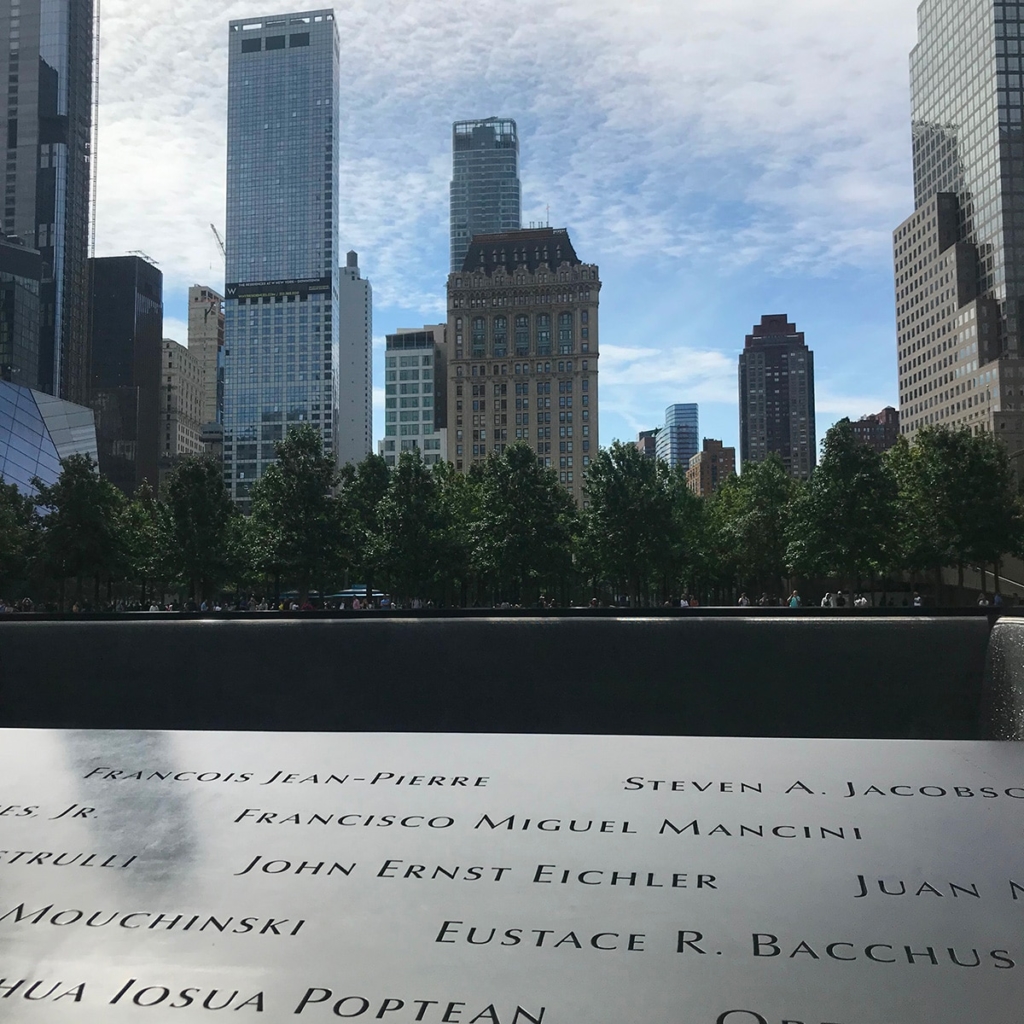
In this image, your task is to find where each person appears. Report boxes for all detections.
[788,590,802,608]
[590,597,599,608]
[352,597,362,611]
[912,591,923,607]
[679,596,689,608]
[821,592,832,608]
[380,595,392,610]
[688,594,700,608]
[994,592,1003,607]
[758,593,769,606]
[835,591,847,608]
[855,594,870,608]
[738,593,750,606]
[978,593,991,606]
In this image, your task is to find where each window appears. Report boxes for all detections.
[493,316,507,357]
[289,32,310,46]
[558,312,573,353]
[537,314,551,355]
[241,38,262,52]
[515,315,529,355]
[472,317,486,357]
[265,35,286,49]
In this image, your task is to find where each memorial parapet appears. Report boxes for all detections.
[2,728,1024,1022]
[0,614,1013,738]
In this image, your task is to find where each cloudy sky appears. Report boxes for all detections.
[95,0,922,453]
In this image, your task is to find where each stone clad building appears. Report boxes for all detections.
[445,227,599,504]
[159,339,205,489]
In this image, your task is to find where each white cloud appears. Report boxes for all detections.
[162,317,189,344]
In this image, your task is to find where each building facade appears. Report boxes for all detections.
[738,314,816,479]
[445,227,599,505]
[450,118,521,274]
[655,404,699,468]
[894,2,1024,449]
[0,237,41,388]
[222,10,340,506]
[88,255,162,495]
[635,428,659,459]
[381,325,446,467]
[158,339,204,488]
[188,285,224,436]
[0,378,96,495]
[337,250,372,466]
[850,406,900,453]
[1,0,93,402]
[687,438,736,497]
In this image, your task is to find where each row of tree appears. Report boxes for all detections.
[0,421,1020,609]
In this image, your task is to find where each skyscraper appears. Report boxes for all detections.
[739,314,816,479]
[450,118,521,274]
[188,285,224,434]
[893,3,1024,448]
[687,438,736,497]
[88,255,162,495]
[337,250,372,466]
[381,325,446,467]
[0,237,41,389]
[446,226,599,505]
[655,404,699,468]
[1,0,94,403]
[222,10,340,506]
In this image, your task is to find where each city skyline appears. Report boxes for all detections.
[87,0,923,459]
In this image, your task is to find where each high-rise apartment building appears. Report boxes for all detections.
[88,255,162,495]
[739,314,816,479]
[656,404,699,468]
[635,428,659,459]
[381,325,446,467]
[450,118,521,274]
[222,10,340,506]
[893,3,1024,448]
[850,406,901,453]
[0,237,41,389]
[337,250,372,465]
[159,339,204,488]
[446,226,599,505]
[687,438,736,497]
[1,0,93,403]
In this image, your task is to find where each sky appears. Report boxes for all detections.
[94,0,923,455]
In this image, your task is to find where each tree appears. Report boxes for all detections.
[338,453,391,595]
[164,457,235,602]
[118,481,171,606]
[582,441,674,605]
[0,477,37,601]
[473,442,577,605]
[365,450,444,602]
[787,420,898,593]
[248,424,343,602]
[34,454,126,609]
[710,456,798,598]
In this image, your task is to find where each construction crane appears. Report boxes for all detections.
[210,224,226,260]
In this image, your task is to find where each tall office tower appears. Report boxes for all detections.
[337,250,372,465]
[188,285,224,432]
[655,404,699,468]
[158,338,204,488]
[687,438,736,497]
[450,118,521,274]
[1,0,93,403]
[88,255,162,495]
[222,11,339,506]
[446,227,599,505]
[850,406,901,453]
[0,237,41,388]
[739,314,816,479]
[380,324,446,467]
[894,2,1024,447]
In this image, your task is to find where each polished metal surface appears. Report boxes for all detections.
[1,730,1023,1021]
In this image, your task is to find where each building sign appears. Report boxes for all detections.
[1,729,1022,1021]
[225,276,332,300]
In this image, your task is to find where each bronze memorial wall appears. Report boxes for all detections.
[1,728,1023,1022]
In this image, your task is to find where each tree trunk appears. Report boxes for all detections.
[958,562,965,607]
[995,558,1003,596]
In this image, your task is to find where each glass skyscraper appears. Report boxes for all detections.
[909,0,1024,352]
[223,10,339,505]
[1,0,94,403]
[450,118,521,274]
[656,404,699,469]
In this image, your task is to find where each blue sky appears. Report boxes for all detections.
[95,0,921,455]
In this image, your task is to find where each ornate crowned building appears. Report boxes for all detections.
[445,227,599,504]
